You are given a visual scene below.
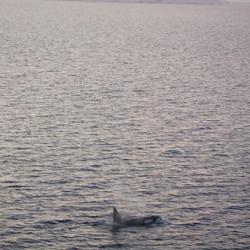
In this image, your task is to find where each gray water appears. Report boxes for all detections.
[0,0,250,249]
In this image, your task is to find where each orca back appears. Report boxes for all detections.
[123,215,161,226]
[112,207,163,227]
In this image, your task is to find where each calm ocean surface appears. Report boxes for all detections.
[0,0,250,249]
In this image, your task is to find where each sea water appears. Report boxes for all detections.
[0,0,249,249]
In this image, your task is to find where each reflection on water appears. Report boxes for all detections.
[0,0,250,249]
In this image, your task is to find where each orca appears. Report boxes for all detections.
[113,207,163,227]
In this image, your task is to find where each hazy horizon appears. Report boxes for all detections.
[63,0,250,2]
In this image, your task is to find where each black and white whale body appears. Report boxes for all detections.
[113,207,163,227]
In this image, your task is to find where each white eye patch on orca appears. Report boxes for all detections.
[155,217,164,224]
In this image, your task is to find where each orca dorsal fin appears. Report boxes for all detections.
[113,207,122,224]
